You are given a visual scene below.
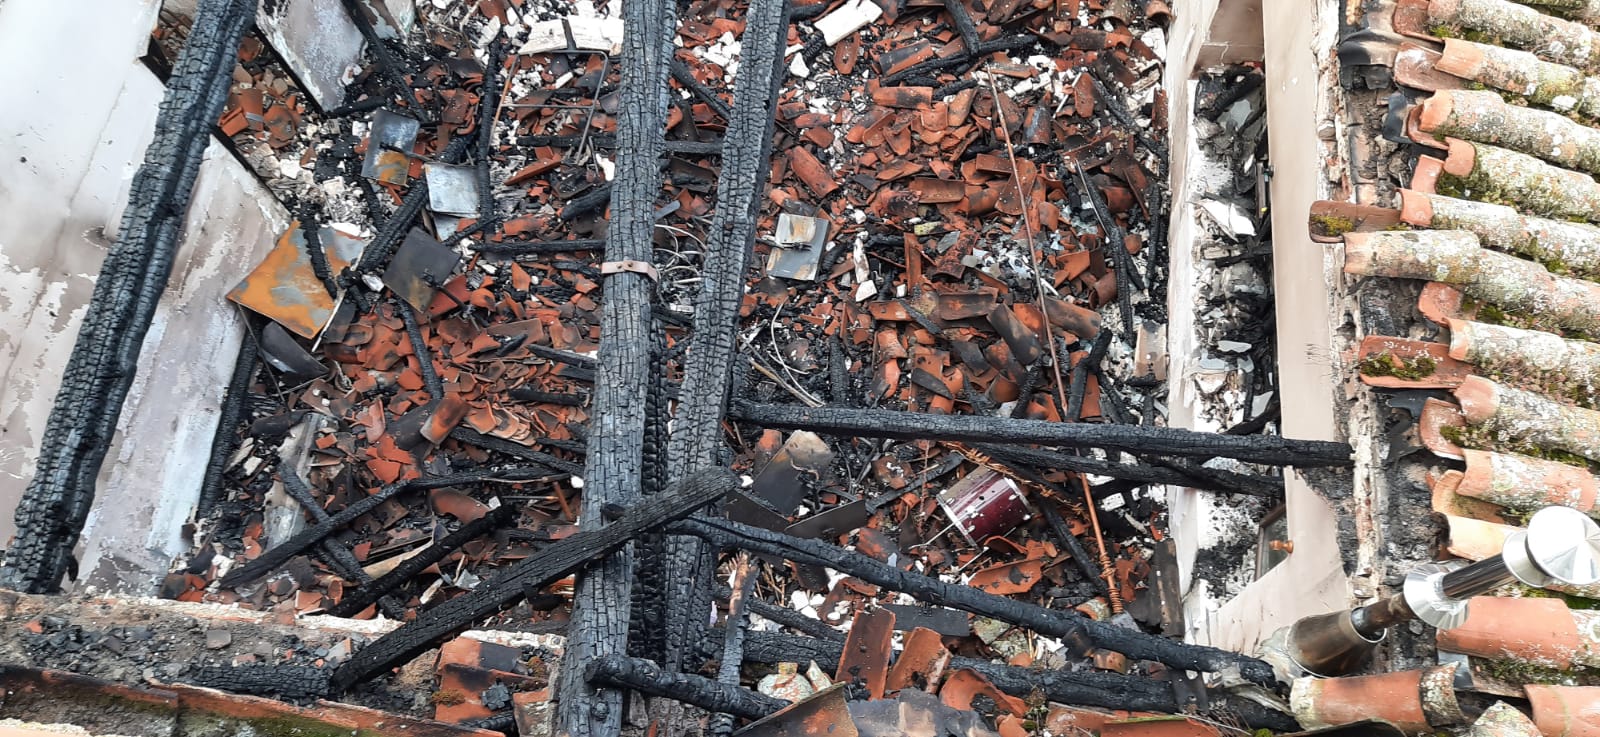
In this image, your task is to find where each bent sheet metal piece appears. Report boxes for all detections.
[362,109,422,185]
[733,683,857,737]
[426,163,481,216]
[384,229,462,311]
[228,221,367,339]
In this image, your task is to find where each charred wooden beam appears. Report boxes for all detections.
[336,0,416,112]
[219,466,547,589]
[473,238,607,256]
[941,0,982,53]
[328,469,737,694]
[395,298,443,400]
[708,558,757,737]
[559,183,614,221]
[660,0,791,676]
[1066,331,1112,422]
[478,40,506,232]
[448,428,584,476]
[553,0,679,730]
[279,470,407,620]
[324,500,515,618]
[671,516,1280,686]
[184,665,331,701]
[1035,495,1108,595]
[1085,66,1168,165]
[516,134,723,156]
[1,0,256,593]
[524,343,598,371]
[670,59,734,121]
[979,444,1283,498]
[733,402,1352,468]
[197,319,260,518]
[714,586,844,641]
[721,631,1298,731]
[585,654,787,720]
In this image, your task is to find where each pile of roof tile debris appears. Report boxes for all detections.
[0,0,1374,734]
[1299,0,1600,733]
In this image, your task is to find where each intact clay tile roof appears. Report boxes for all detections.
[1323,0,1600,713]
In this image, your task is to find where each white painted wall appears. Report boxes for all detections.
[0,0,287,593]
[1162,0,1352,652]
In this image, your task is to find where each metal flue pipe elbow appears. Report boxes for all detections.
[1283,505,1600,677]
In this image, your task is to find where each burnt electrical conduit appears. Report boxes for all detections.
[1,0,255,593]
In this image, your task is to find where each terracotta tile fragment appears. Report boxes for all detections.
[789,147,838,197]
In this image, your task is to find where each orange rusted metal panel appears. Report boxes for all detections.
[228,222,366,339]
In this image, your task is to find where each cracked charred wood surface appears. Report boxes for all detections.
[219,466,547,589]
[661,0,789,678]
[718,586,844,641]
[708,558,757,737]
[329,469,737,694]
[554,0,678,731]
[0,0,254,594]
[325,502,515,618]
[672,517,1280,686]
[732,402,1352,467]
[630,325,674,664]
[977,444,1283,497]
[586,654,787,720]
[185,665,331,700]
[280,471,407,620]
[197,320,260,518]
[448,428,583,476]
[726,631,1299,731]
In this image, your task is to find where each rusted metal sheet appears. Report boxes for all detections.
[734,684,857,737]
[228,221,365,338]
[362,109,421,185]
[383,229,461,311]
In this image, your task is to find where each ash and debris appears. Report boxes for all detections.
[1183,66,1274,433]
[105,0,1309,730]
[1173,66,1284,599]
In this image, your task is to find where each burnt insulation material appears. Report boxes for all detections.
[1,0,256,593]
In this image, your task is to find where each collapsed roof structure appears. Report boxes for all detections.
[9,0,1600,735]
